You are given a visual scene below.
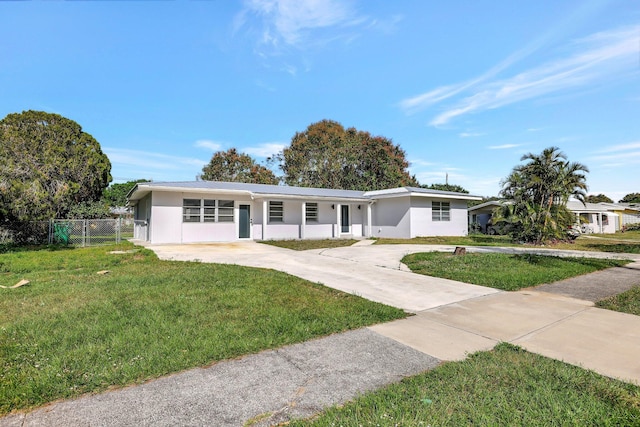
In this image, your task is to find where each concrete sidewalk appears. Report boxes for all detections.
[2,242,639,426]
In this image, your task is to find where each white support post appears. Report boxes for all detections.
[262,200,268,240]
[367,203,372,238]
[336,203,341,237]
[598,212,603,233]
[301,202,306,239]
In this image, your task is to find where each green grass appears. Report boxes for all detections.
[375,233,640,254]
[290,343,640,426]
[375,234,514,247]
[260,239,359,251]
[596,286,640,316]
[0,243,405,415]
[402,252,630,291]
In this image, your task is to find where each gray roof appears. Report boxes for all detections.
[128,181,480,202]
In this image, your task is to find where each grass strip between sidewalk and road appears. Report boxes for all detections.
[596,286,640,316]
[0,243,405,415]
[402,252,630,291]
[376,230,640,254]
[290,343,640,426]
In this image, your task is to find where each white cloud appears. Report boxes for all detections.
[488,144,521,150]
[194,140,223,151]
[459,132,484,138]
[597,141,640,153]
[400,25,639,126]
[243,142,286,158]
[105,148,208,171]
[237,0,362,50]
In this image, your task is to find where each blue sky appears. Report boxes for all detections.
[1,0,638,200]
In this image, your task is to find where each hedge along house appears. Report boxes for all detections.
[127,181,481,244]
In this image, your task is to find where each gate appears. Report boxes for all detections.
[49,218,134,247]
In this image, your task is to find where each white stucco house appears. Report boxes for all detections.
[127,181,481,244]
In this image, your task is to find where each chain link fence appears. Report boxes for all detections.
[49,218,134,247]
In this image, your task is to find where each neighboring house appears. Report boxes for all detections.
[467,200,503,233]
[468,199,639,234]
[127,181,481,244]
[597,203,640,230]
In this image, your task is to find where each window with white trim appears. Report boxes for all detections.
[305,202,318,222]
[183,199,202,223]
[182,199,235,223]
[432,201,451,221]
[269,201,284,222]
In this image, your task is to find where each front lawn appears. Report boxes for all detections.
[402,252,629,291]
[291,343,640,426]
[0,243,405,415]
[375,233,640,254]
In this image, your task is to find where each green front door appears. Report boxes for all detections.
[239,205,250,239]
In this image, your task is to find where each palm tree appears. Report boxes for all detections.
[497,147,589,244]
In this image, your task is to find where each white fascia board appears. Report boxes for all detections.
[252,193,368,203]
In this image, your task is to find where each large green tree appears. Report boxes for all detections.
[620,193,640,203]
[494,146,589,244]
[0,111,112,227]
[102,179,150,207]
[201,148,278,184]
[585,194,613,204]
[281,120,417,190]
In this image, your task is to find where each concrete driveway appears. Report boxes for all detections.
[148,241,640,385]
[146,242,501,313]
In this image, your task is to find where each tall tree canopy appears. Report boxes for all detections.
[0,110,112,225]
[494,146,589,244]
[201,148,278,184]
[620,193,640,203]
[281,120,417,190]
[585,194,613,204]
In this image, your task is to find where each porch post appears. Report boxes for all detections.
[336,203,341,237]
[301,202,306,239]
[367,203,372,238]
[598,212,603,233]
[262,200,268,240]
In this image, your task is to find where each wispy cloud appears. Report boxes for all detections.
[236,0,364,52]
[596,141,640,153]
[459,132,484,138]
[105,148,207,171]
[400,24,639,126]
[243,142,286,158]
[488,144,521,150]
[587,141,640,167]
[194,140,223,151]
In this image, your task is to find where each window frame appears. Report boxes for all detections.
[432,201,451,222]
[269,201,284,223]
[182,198,235,223]
[305,202,318,222]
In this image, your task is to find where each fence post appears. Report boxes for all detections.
[82,220,86,247]
[117,217,121,244]
[48,219,52,245]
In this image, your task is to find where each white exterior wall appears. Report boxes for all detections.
[371,197,411,238]
[410,197,469,237]
[303,202,336,239]
[148,191,253,244]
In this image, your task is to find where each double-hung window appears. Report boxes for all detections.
[305,202,318,222]
[269,201,284,223]
[183,199,235,223]
[432,201,451,221]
